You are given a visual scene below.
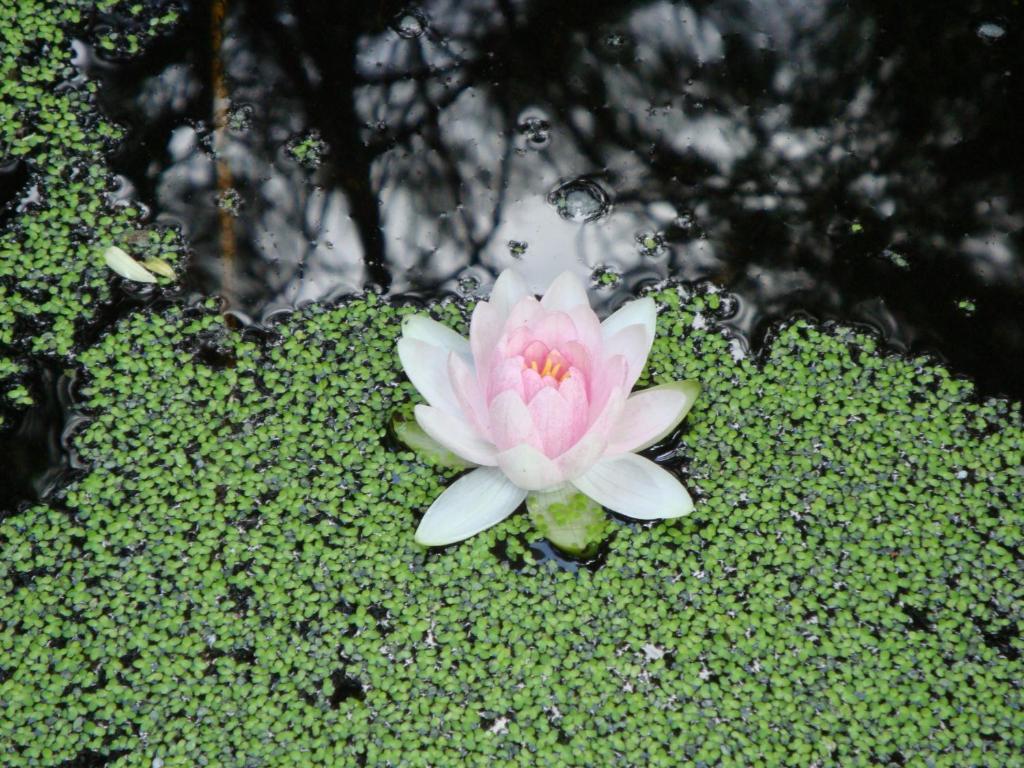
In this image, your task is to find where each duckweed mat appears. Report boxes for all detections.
[2,288,1021,767]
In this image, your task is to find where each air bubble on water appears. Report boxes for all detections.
[515,108,551,150]
[590,265,621,287]
[507,240,528,258]
[635,231,666,256]
[672,210,698,236]
[882,248,909,270]
[227,103,253,132]
[217,188,242,215]
[976,22,1006,41]
[601,31,632,54]
[286,130,327,170]
[457,274,480,296]
[393,7,429,39]
[547,178,611,223]
[956,298,977,316]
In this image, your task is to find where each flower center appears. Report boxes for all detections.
[525,351,571,383]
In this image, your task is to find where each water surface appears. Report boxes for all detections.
[2,0,1023,510]
[78,0,1022,391]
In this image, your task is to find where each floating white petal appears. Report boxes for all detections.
[572,453,693,520]
[103,246,157,283]
[415,467,526,546]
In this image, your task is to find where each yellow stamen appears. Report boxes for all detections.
[525,353,571,383]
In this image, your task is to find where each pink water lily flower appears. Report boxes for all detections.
[398,269,699,546]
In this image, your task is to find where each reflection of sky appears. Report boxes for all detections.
[75,0,1024,392]
[357,0,771,299]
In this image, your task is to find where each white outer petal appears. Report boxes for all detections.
[603,323,653,390]
[415,468,526,546]
[605,381,701,455]
[496,443,565,491]
[397,337,460,415]
[401,315,470,360]
[490,268,531,317]
[414,405,497,466]
[601,297,656,341]
[540,271,590,312]
[572,453,693,520]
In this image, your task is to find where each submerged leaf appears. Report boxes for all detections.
[527,485,609,557]
[103,245,157,283]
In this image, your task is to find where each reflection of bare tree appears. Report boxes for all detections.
[92,0,1023,395]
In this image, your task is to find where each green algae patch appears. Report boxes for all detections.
[1,288,1022,767]
[0,0,182,361]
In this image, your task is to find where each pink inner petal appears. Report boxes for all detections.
[487,356,526,402]
[521,340,550,370]
[557,385,625,479]
[501,326,533,357]
[448,353,489,436]
[521,368,546,402]
[562,341,593,385]
[557,369,590,445]
[546,348,569,371]
[488,390,543,452]
[528,387,574,457]
[526,310,578,351]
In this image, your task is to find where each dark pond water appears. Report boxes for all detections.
[2,0,1023,510]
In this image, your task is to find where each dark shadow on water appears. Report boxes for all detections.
[0,158,30,226]
[0,364,80,515]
